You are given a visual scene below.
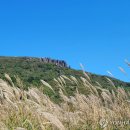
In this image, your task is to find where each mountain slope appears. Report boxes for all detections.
[0,56,130,102]
[0,56,129,86]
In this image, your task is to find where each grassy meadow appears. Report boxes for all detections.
[0,72,130,130]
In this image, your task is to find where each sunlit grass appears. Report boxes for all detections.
[0,72,130,130]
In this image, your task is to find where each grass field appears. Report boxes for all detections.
[1,73,130,130]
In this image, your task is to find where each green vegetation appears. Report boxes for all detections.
[0,56,130,102]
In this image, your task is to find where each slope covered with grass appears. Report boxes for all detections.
[0,56,129,87]
[0,56,130,129]
[0,56,130,102]
[1,75,130,130]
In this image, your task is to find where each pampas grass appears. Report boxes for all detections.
[41,80,55,93]
[0,74,130,130]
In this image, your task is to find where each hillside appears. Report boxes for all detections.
[0,56,129,87]
[0,57,130,129]
[0,56,130,102]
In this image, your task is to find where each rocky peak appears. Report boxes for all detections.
[40,57,68,68]
[22,57,68,68]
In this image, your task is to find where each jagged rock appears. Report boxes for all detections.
[40,57,68,68]
[22,57,68,68]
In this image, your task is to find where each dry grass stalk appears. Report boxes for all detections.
[0,75,130,130]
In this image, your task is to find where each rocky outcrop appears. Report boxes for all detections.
[22,57,68,68]
[40,57,68,68]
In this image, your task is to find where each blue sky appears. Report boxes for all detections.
[0,0,130,81]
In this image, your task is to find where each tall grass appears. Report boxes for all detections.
[0,74,130,130]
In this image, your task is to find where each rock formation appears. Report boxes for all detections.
[40,57,68,68]
[22,57,68,68]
